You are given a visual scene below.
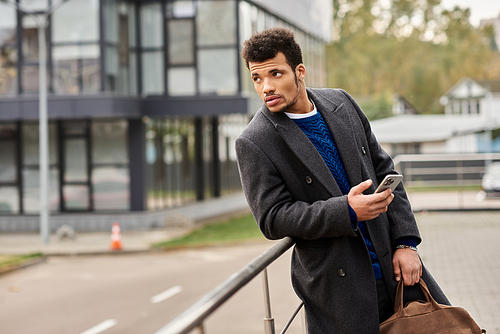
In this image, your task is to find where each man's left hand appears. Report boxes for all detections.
[392,248,422,286]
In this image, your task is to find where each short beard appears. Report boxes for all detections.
[277,73,301,113]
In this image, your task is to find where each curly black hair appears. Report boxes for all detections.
[241,27,303,71]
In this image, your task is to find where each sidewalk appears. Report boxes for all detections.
[416,210,500,333]
[408,190,500,211]
[0,192,250,256]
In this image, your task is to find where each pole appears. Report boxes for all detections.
[262,268,275,334]
[0,0,69,244]
[38,16,49,244]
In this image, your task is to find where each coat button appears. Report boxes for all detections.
[305,176,313,184]
[361,147,366,155]
[337,269,346,277]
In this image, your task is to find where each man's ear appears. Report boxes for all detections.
[296,64,306,82]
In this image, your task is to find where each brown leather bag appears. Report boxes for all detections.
[380,279,486,334]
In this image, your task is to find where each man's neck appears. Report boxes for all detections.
[287,89,313,114]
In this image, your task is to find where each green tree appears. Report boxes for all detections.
[328,0,500,118]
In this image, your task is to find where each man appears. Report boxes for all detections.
[235,28,449,333]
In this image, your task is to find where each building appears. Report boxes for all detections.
[0,0,331,232]
[392,95,419,115]
[371,77,500,157]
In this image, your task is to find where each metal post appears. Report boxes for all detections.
[457,160,464,209]
[262,268,275,334]
[0,0,70,244]
[301,306,307,334]
[196,324,204,334]
[38,16,50,244]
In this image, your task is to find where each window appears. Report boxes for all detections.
[91,120,130,211]
[196,1,236,46]
[52,0,99,43]
[60,121,89,211]
[196,1,238,95]
[168,19,194,65]
[140,2,164,95]
[20,14,48,94]
[103,1,136,94]
[142,51,164,95]
[92,121,128,165]
[20,0,48,11]
[52,0,100,94]
[166,3,195,96]
[141,3,163,48]
[166,0,196,19]
[0,124,19,214]
[22,123,60,213]
[53,45,100,94]
[198,48,237,95]
[22,15,41,62]
[146,118,196,210]
[168,67,196,96]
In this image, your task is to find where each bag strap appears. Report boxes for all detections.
[393,279,442,315]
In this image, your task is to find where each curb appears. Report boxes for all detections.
[0,257,47,277]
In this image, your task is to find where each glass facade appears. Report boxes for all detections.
[238,1,326,92]
[0,0,328,219]
[146,117,197,209]
[0,0,326,97]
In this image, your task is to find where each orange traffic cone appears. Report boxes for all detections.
[110,222,123,251]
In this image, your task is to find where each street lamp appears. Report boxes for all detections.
[0,0,69,244]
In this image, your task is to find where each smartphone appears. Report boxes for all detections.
[374,174,403,193]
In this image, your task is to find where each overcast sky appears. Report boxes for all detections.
[441,0,500,27]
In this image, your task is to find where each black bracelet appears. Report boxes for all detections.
[396,244,418,251]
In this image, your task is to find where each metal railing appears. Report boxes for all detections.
[393,153,500,188]
[155,237,303,334]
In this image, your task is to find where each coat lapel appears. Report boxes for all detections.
[308,89,364,188]
[261,107,341,196]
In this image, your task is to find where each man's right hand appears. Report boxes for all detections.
[347,179,394,221]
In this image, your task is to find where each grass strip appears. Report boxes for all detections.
[153,213,265,249]
[0,253,44,273]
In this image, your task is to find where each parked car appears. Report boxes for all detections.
[482,162,500,194]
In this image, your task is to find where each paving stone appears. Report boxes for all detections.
[416,211,500,333]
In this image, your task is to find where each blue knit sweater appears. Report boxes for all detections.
[291,111,383,279]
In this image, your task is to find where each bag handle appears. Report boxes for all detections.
[393,279,442,316]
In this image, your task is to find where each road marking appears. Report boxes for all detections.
[79,319,117,334]
[151,285,183,304]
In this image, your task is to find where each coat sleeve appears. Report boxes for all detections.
[340,90,421,245]
[235,134,356,241]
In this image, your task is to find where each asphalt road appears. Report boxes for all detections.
[0,241,302,334]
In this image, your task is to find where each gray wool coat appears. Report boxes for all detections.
[235,88,449,333]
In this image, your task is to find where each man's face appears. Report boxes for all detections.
[249,52,301,113]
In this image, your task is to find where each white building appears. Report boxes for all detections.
[371,77,500,157]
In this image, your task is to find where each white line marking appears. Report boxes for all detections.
[151,285,183,304]
[79,319,117,334]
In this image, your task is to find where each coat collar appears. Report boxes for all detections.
[259,88,362,195]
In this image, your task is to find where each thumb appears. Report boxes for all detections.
[351,179,372,195]
[394,266,402,282]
